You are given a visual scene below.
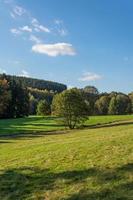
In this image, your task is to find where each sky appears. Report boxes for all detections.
[0,0,133,93]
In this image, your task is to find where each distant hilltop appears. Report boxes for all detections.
[0,74,67,93]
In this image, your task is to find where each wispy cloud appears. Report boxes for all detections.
[19,70,30,77]
[10,28,21,35]
[29,35,42,44]
[13,5,26,16]
[5,1,75,56]
[54,19,68,36]
[11,26,32,35]
[19,26,32,32]
[79,72,102,81]
[31,18,50,33]
[32,43,76,57]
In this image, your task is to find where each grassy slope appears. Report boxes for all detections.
[0,115,133,135]
[0,116,133,199]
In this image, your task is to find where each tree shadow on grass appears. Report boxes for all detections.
[0,118,133,141]
[0,163,132,200]
[63,182,133,200]
[0,129,69,142]
[0,141,12,143]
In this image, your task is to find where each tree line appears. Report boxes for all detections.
[0,74,133,123]
[0,74,67,92]
[51,87,133,129]
[81,86,133,115]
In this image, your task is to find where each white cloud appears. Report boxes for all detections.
[10,28,21,35]
[19,26,32,32]
[32,43,76,57]
[31,18,50,33]
[13,5,26,16]
[29,35,41,44]
[38,25,50,33]
[79,72,102,81]
[31,18,38,24]
[19,70,30,77]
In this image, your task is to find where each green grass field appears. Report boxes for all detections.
[0,115,133,199]
[0,115,133,136]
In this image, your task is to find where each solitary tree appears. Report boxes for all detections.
[37,100,51,116]
[52,88,88,129]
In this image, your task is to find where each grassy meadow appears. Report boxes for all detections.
[0,115,133,135]
[0,115,133,199]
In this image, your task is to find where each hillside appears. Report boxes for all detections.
[0,116,133,199]
[0,74,67,92]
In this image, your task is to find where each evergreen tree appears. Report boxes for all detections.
[0,79,11,118]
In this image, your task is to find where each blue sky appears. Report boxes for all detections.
[0,0,133,93]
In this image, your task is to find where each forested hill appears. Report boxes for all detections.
[0,74,67,92]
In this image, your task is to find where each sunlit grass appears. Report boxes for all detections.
[0,115,133,199]
[0,115,133,136]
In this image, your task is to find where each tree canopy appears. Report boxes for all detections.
[52,88,89,129]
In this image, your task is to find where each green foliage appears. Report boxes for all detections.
[81,86,99,115]
[52,88,89,129]
[8,79,29,118]
[28,87,54,104]
[108,96,118,115]
[0,73,67,92]
[95,96,110,115]
[128,92,133,113]
[29,95,38,115]
[108,94,131,115]
[0,79,11,118]
[37,100,51,116]
[0,75,29,118]
[83,86,99,95]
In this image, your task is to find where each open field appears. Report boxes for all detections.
[0,115,133,199]
[0,115,133,136]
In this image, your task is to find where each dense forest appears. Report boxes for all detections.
[0,74,67,92]
[0,73,66,118]
[0,74,133,119]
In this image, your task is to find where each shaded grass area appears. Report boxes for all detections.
[0,115,133,136]
[0,121,133,199]
[0,164,133,200]
[0,116,64,136]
